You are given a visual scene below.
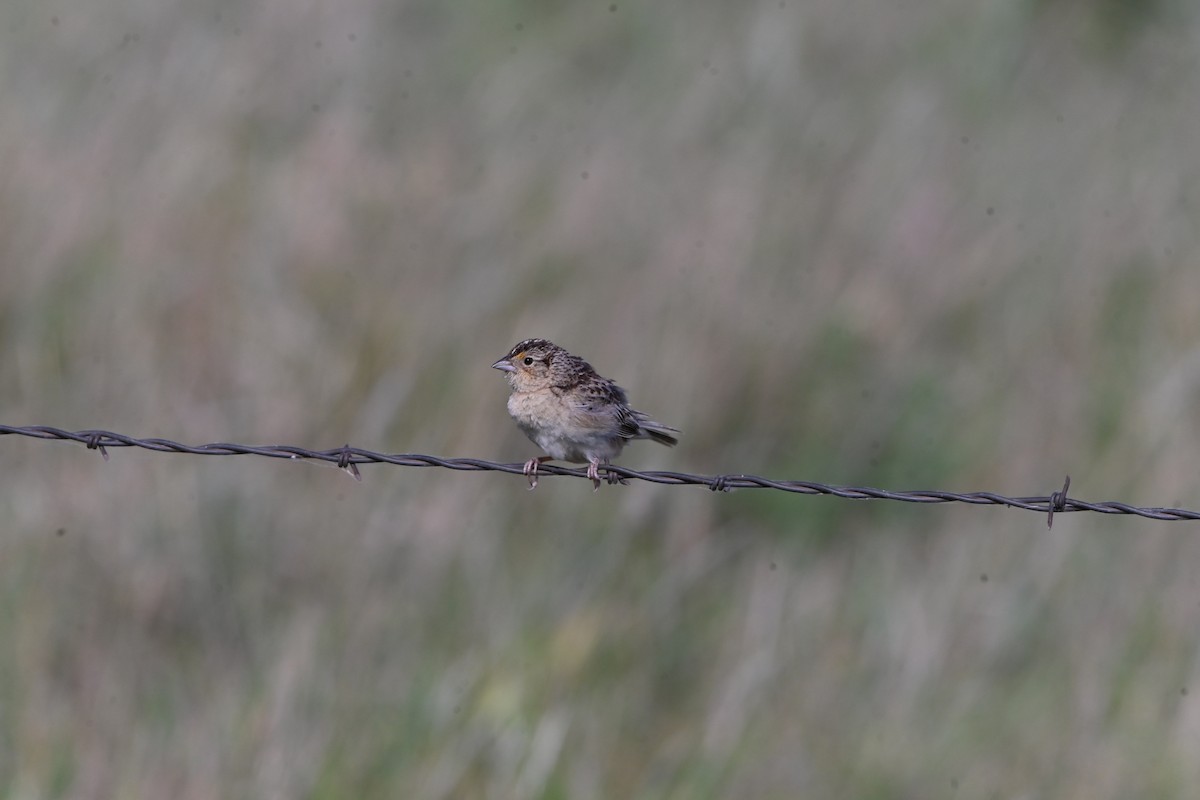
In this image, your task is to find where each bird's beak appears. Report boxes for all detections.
[492,358,516,372]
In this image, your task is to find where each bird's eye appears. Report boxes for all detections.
[523,356,534,366]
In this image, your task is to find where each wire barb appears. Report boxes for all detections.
[84,431,109,462]
[1,425,1198,523]
[708,474,732,492]
[337,444,362,481]
[1047,475,1071,529]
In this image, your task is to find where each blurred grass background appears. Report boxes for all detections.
[2,0,1200,797]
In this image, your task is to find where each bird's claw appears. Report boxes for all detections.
[587,460,625,491]
[523,458,541,490]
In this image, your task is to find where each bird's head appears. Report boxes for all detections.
[492,338,562,391]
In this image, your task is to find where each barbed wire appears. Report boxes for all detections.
[1,425,1196,527]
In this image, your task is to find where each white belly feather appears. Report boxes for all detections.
[507,390,625,463]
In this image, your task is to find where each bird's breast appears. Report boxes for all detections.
[507,389,572,441]
[507,389,623,462]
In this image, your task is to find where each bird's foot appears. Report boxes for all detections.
[524,456,551,490]
[588,459,626,490]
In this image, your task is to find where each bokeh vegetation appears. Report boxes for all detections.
[2,0,1199,797]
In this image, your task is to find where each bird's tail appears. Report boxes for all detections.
[635,414,680,447]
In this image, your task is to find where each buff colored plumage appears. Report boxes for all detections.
[492,338,679,489]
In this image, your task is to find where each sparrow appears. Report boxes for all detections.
[492,338,680,489]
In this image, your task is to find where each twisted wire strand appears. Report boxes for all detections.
[2,425,1197,525]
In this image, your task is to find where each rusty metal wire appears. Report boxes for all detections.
[2,425,1197,527]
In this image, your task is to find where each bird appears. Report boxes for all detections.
[491,338,679,489]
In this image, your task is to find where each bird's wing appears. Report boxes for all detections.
[571,379,641,439]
